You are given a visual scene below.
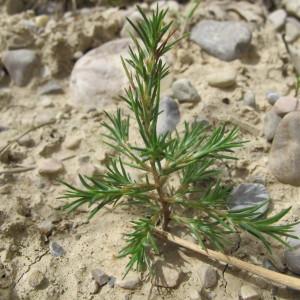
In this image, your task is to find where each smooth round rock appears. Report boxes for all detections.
[190,20,252,61]
[269,111,300,186]
[116,274,140,290]
[284,0,300,19]
[49,241,65,257]
[38,158,64,176]
[263,109,282,142]
[243,90,256,108]
[267,9,287,30]
[228,183,269,216]
[171,78,200,103]
[273,96,298,117]
[266,91,280,105]
[284,223,300,274]
[207,67,237,88]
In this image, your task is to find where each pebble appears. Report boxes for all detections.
[38,80,63,95]
[284,224,300,274]
[18,136,35,147]
[243,90,256,108]
[91,269,110,287]
[228,183,269,216]
[49,241,65,257]
[267,9,287,30]
[239,285,260,300]
[285,17,300,43]
[198,264,218,289]
[28,270,45,289]
[157,96,180,135]
[284,0,300,19]
[116,274,140,290]
[153,264,181,288]
[2,49,40,87]
[266,91,280,105]
[70,38,130,109]
[263,110,282,142]
[64,136,82,150]
[37,220,54,236]
[269,111,300,186]
[171,78,200,103]
[193,113,210,127]
[207,67,237,88]
[190,20,252,61]
[273,96,298,117]
[38,158,64,176]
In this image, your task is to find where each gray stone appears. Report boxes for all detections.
[243,90,256,108]
[2,50,40,87]
[284,0,300,19]
[28,270,45,289]
[172,78,200,103]
[190,20,252,61]
[269,112,300,186]
[116,274,140,289]
[263,110,282,142]
[267,9,287,30]
[285,17,300,43]
[70,38,130,109]
[273,96,298,117]
[153,263,181,288]
[239,285,260,300]
[228,183,269,216]
[207,67,237,88]
[38,80,63,95]
[91,269,110,287]
[284,223,300,274]
[198,264,218,289]
[157,96,180,135]
[266,91,280,105]
[38,158,64,176]
[49,241,65,257]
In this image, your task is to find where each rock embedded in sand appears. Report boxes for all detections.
[267,9,287,30]
[243,90,256,108]
[91,269,110,287]
[157,96,180,135]
[207,67,237,88]
[263,110,282,142]
[28,270,45,289]
[269,111,300,186]
[116,274,140,290]
[37,220,54,236]
[49,241,65,257]
[284,223,300,274]
[2,49,40,87]
[284,0,300,19]
[285,17,300,43]
[70,38,130,109]
[172,78,201,103]
[239,285,260,300]
[64,136,82,150]
[153,264,181,288]
[266,91,280,105]
[38,80,63,96]
[190,20,252,61]
[273,96,298,117]
[198,264,218,289]
[38,158,64,176]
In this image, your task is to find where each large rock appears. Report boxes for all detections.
[70,38,130,109]
[269,112,300,186]
[2,49,40,86]
[190,20,252,61]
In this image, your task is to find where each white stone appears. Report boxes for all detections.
[207,67,237,88]
[267,9,287,30]
[239,285,260,300]
[64,136,82,150]
[38,158,64,176]
[116,274,140,289]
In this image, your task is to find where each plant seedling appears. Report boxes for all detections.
[61,6,298,277]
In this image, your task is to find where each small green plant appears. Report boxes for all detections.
[61,6,297,276]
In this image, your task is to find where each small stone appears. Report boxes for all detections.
[284,223,300,275]
[228,183,269,216]
[28,270,45,289]
[37,220,54,236]
[263,110,281,142]
[38,80,63,95]
[269,111,300,186]
[35,15,49,28]
[266,91,280,105]
[172,79,201,103]
[198,264,218,289]
[153,263,181,288]
[193,113,210,127]
[116,274,140,290]
[207,67,237,88]
[239,285,260,300]
[64,136,82,150]
[285,17,300,43]
[157,96,180,135]
[88,280,100,294]
[38,158,64,176]
[190,20,252,61]
[18,136,35,147]
[91,269,110,287]
[2,50,40,87]
[243,90,256,108]
[49,241,65,257]
[189,289,201,300]
[267,9,287,30]
[273,96,298,117]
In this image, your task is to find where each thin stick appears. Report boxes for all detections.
[154,228,300,291]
